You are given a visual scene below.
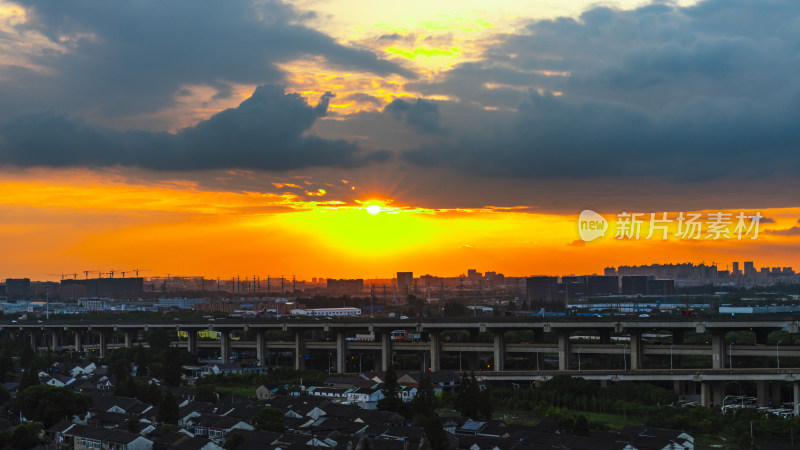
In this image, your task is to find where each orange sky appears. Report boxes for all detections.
[2,168,799,281]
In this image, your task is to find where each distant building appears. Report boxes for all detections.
[62,277,143,299]
[732,262,741,276]
[647,279,675,295]
[290,307,361,317]
[744,261,756,278]
[157,297,205,309]
[5,278,31,300]
[396,272,413,291]
[526,276,560,307]
[585,275,619,297]
[621,276,649,295]
[326,278,364,294]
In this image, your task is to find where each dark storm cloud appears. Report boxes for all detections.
[384,98,443,134]
[0,0,413,119]
[0,85,389,171]
[401,0,800,181]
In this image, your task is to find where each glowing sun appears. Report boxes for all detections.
[366,204,382,215]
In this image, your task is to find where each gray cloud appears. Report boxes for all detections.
[0,85,388,171]
[384,98,443,134]
[762,227,800,236]
[0,0,413,122]
[400,0,800,181]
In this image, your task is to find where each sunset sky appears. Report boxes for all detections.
[1,0,800,280]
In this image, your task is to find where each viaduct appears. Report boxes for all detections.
[8,316,800,412]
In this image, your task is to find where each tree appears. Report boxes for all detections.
[421,415,450,450]
[17,385,89,428]
[377,365,403,412]
[109,359,130,384]
[20,346,36,370]
[223,431,244,449]
[18,369,40,392]
[134,345,149,377]
[196,384,217,403]
[573,415,589,436]
[253,407,284,432]
[127,417,141,433]
[9,423,41,449]
[147,329,172,353]
[410,373,436,418]
[158,391,180,425]
[455,371,480,418]
[162,347,183,386]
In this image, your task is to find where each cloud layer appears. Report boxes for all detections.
[0,85,388,170]
[400,0,800,181]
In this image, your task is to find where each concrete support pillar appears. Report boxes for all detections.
[701,382,711,408]
[493,331,505,372]
[336,332,346,374]
[124,330,133,348]
[99,330,109,358]
[711,332,726,369]
[794,383,800,416]
[187,330,198,355]
[380,332,392,372]
[599,330,611,344]
[430,331,441,373]
[256,332,265,366]
[558,332,570,371]
[468,330,480,370]
[630,330,642,370]
[757,380,769,407]
[712,382,724,407]
[294,330,305,371]
[50,331,60,350]
[673,380,683,396]
[221,331,231,363]
[772,381,782,407]
[74,331,83,353]
[30,332,37,350]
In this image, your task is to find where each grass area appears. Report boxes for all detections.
[215,385,258,397]
[581,411,644,429]
[498,408,643,430]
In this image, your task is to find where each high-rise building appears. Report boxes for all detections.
[621,276,649,295]
[5,278,31,300]
[585,275,620,296]
[732,262,741,276]
[397,272,413,291]
[744,261,756,278]
[526,276,559,302]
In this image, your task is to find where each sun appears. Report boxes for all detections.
[366,204,382,215]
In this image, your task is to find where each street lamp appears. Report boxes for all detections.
[623,344,628,371]
[729,341,733,369]
[328,353,332,374]
[578,347,582,372]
